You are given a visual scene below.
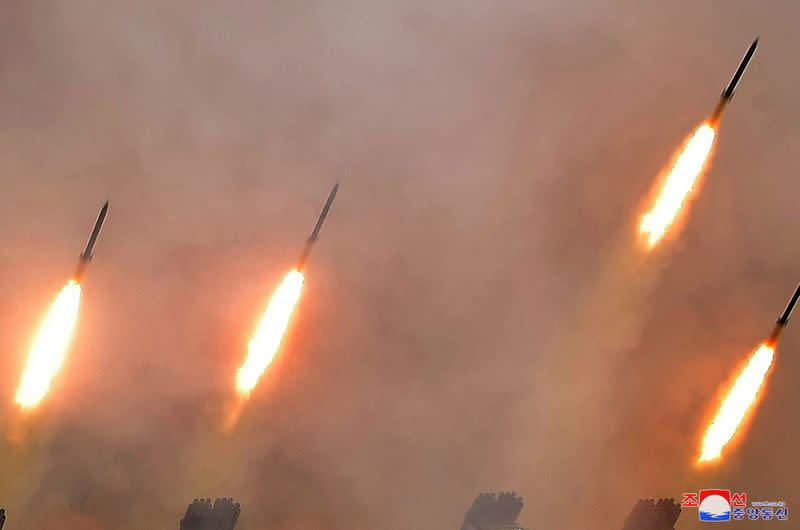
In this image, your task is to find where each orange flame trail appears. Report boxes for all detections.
[236,269,305,397]
[639,123,717,248]
[697,343,774,464]
[15,280,83,409]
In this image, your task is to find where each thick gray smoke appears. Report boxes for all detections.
[0,1,798,529]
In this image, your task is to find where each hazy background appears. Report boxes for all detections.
[0,1,797,529]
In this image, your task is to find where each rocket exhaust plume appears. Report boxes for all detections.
[639,124,716,248]
[639,39,758,248]
[697,283,799,464]
[236,269,305,396]
[234,184,339,399]
[15,202,109,410]
[697,343,773,464]
[15,281,82,409]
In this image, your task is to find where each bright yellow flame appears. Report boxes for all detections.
[15,280,83,409]
[697,343,774,464]
[236,269,305,396]
[640,123,717,247]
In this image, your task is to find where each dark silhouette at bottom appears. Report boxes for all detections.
[622,498,682,530]
[179,498,241,530]
[0,495,681,530]
[460,492,525,530]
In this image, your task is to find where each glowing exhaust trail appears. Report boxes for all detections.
[14,202,109,410]
[15,281,82,409]
[236,270,304,396]
[698,343,773,463]
[639,39,758,249]
[639,124,716,247]
[234,184,339,399]
[697,283,799,464]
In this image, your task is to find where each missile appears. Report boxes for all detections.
[74,201,109,281]
[710,38,759,124]
[297,183,339,269]
[767,283,800,344]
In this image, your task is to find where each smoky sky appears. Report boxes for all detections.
[0,1,799,529]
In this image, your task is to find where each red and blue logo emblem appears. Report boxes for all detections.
[699,489,732,521]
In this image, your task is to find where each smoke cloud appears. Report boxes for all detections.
[0,1,798,529]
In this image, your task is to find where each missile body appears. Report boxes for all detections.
[74,201,109,281]
[297,183,339,269]
[768,283,800,343]
[710,38,759,124]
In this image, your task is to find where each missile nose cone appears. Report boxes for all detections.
[78,200,110,269]
[745,38,759,60]
[97,202,109,225]
[297,182,340,268]
[718,37,759,107]
[777,283,800,326]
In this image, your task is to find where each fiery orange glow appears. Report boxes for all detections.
[15,280,83,409]
[639,123,717,247]
[697,343,774,464]
[236,269,305,396]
